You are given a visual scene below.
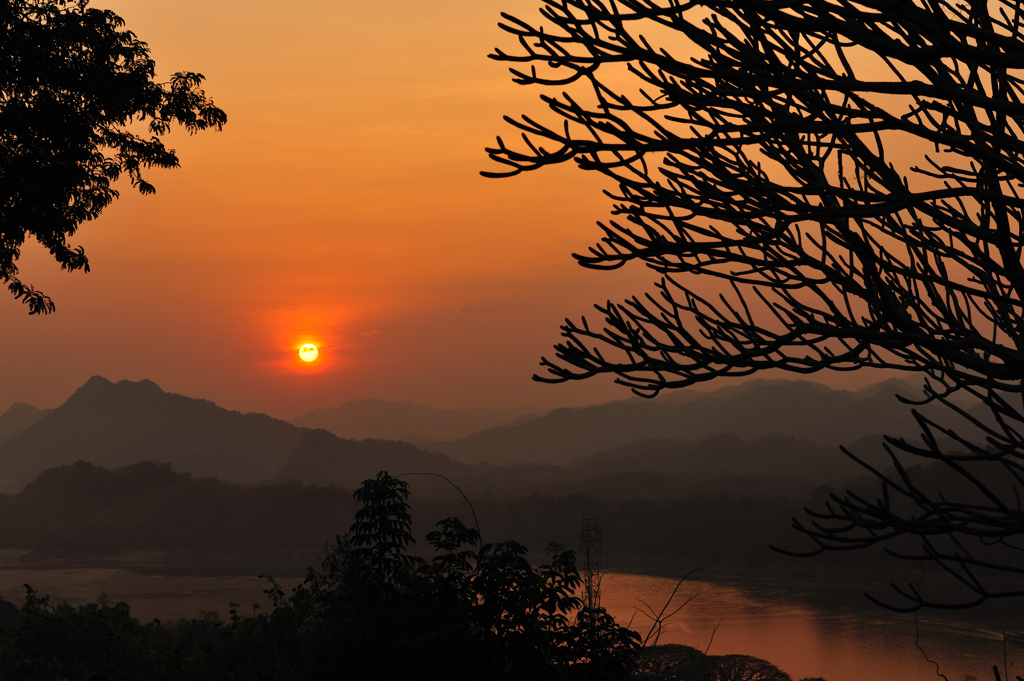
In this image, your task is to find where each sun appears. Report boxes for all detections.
[298,343,319,362]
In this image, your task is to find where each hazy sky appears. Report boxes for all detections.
[0,0,892,418]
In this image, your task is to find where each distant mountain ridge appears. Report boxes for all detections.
[0,376,307,489]
[429,378,947,465]
[291,399,539,443]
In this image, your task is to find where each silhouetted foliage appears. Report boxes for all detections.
[0,471,640,680]
[348,470,418,588]
[0,0,225,314]
[227,471,640,680]
[488,0,1024,611]
[0,588,224,681]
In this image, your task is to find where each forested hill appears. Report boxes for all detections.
[0,460,887,577]
[0,377,306,489]
[0,461,359,574]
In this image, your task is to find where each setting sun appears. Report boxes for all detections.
[298,344,319,362]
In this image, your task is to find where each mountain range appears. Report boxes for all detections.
[0,374,974,500]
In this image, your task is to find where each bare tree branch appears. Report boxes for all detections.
[489,0,1024,611]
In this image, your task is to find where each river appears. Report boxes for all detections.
[600,571,1016,681]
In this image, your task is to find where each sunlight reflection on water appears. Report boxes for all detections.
[600,572,1011,681]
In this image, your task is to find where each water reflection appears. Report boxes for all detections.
[600,572,1011,681]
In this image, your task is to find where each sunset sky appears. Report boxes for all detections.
[0,0,889,419]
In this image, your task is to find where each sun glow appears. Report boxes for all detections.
[298,343,319,362]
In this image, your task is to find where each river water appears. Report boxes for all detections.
[600,571,1016,681]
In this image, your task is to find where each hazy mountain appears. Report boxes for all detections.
[0,403,51,444]
[0,374,969,499]
[577,433,862,476]
[0,376,307,489]
[273,429,469,489]
[291,399,540,443]
[430,378,950,465]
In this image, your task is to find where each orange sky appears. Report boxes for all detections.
[0,0,895,418]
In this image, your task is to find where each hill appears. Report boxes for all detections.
[291,399,538,442]
[0,460,359,573]
[430,378,952,465]
[0,377,307,489]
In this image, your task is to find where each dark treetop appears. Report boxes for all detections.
[0,0,225,314]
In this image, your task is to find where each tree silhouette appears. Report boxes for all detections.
[226,471,640,680]
[487,0,1024,611]
[1,0,225,314]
